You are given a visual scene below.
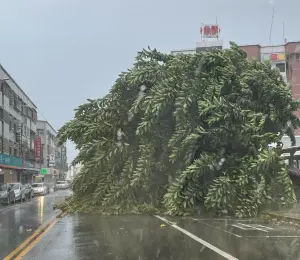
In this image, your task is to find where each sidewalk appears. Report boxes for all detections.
[264,203,300,223]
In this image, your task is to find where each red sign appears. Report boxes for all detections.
[34,137,41,161]
[200,24,220,38]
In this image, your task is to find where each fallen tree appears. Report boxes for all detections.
[58,43,300,217]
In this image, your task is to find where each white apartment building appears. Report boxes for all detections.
[0,64,38,184]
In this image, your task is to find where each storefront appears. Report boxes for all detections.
[34,167,58,183]
[0,153,39,184]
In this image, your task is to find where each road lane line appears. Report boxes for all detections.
[192,219,242,238]
[4,212,67,260]
[245,235,300,238]
[3,219,55,260]
[155,215,239,260]
[14,219,59,260]
[237,223,268,232]
[255,225,273,230]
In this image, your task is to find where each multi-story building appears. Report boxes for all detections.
[240,42,300,146]
[171,34,300,147]
[36,120,68,182]
[0,64,38,184]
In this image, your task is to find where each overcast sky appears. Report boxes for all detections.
[0,0,298,163]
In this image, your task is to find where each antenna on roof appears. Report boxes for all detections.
[269,7,275,44]
[283,22,287,43]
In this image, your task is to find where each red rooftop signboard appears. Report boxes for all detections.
[200,25,220,39]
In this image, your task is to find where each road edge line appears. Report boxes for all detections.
[154,215,239,260]
[3,211,66,260]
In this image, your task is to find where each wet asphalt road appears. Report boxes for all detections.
[0,189,69,259]
[1,191,300,260]
[23,214,300,259]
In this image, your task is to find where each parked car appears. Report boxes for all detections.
[23,184,34,200]
[0,183,15,205]
[56,180,69,189]
[31,183,48,196]
[8,183,26,202]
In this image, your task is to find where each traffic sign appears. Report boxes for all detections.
[49,154,55,164]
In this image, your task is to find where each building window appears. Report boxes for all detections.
[24,126,27,137]
[0,108,3,120]
[9,146,12,155]
[296,53,300,62]
[9,91,14,106]
[14,148,17,156]
[9,116,13,130]
[276,63,286,73]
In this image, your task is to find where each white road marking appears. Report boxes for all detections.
[231,224,250,230]
[190,218,252,222]
[245,235,300,238]
[233,223,269,232]
[192,218,242,238]
[155,215,239,260]
[255,224,273,230]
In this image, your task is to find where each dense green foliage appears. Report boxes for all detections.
[58,43,300,217]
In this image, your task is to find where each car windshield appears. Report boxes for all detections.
[32,184,43,187]
[10,184,20,190]
[0,184,8,191]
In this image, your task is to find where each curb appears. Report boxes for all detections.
[263,211,300,224]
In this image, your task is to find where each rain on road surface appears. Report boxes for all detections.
[1,190,300,260]
[0,189,69,259]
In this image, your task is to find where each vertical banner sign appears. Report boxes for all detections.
[34,137,41,161]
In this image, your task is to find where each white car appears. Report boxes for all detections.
[32,183,48,196]
[56,181,69,189]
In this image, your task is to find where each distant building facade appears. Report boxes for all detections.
[36,120,68,182]
[66,163,82,181]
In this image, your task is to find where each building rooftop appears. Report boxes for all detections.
[0,63,37,109]
[37,120,57,135]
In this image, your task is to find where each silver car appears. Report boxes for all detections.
[0,184,16,204]
[8,183,26,202]
[32,183,48,196]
